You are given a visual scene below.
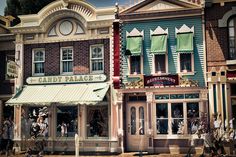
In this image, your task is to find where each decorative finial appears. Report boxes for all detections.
[115,2,119,19]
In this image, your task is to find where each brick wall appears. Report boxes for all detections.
[205,2,236,71]
[23,39,110,84]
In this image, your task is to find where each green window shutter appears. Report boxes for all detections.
[126,36,142,56]
[150,35,167,54]
[176,33,193,52]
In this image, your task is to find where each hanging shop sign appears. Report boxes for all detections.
[7,60,18,78]
[144,75,179,86]
[26,74,107,84]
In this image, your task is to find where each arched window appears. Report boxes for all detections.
[228,17,236,60]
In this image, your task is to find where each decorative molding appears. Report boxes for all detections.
[150,26,168,36]
[218,7,236,28]
[175,24,194,35]
[126,28,144,37]
[146,92,153,103]
[48,26,57,36]
[125,78,144,89]
[116,92,123,102]
[179,77,199,87]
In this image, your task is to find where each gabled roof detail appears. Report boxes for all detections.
[121,0,201,14]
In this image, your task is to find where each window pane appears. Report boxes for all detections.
[21,106,49,139]
[87,107,108,137]
[156,103,168,134]
[131,107,136,135]
[35,63,44,74]
[180,53,192,72]
[229,38,235,47]
[229,28,235,37]
[229,48,236,60]
[172,119,184,134]
[62,61,73,73]
[56,106,78,137]
[187,102,199,134]
[34,51,44,61]
[171,103,183,118]
[155,54,166,73]
[62,49,73,60]
[130,56,141,74]
[231,84,236,96]
[156,103,168,118]
[92,60,103,71]
[139,107,145,135]
[229,19,234,27]
[92,47,102,58]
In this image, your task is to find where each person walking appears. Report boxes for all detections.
[2,117,14,156]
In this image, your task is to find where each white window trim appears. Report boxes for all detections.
[32,48,45,76]
[90,44,104,74]
[154,100,201,138]
[60,46,73,75]
[177,53,195,75]
[152,53,169,75]
[128,55,143,75]
[126,28,144,76]
[150,27,169,75]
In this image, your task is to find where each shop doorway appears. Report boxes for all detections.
[126,102,148,151]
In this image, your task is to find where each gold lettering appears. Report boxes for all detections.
[39,78,42,83]
[89,75,93,81]
[65,76,70,82]
[48,77,52,83]
[69,76,74,82]
[79,76,83,81]
[58,77,62,82]
[53,77,58,82]
[43,77,47,83]
[84,76,88,81]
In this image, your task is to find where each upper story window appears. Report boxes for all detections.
[228,18,236,60]
[176,25,194,74]
[61,47,73,74]
[32,48,45,75]
[125,28,143,75]
[90,44,104,73]
[150,27,168,74]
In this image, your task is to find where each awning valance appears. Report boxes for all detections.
[150,35,167,54]
[126,36,142,56]
[6,83,109,106]
[176,33,193,52]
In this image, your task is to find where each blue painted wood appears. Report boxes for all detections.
[121,17,205,87]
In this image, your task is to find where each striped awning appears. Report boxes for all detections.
[6,83,109,106]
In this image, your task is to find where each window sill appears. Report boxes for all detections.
[226,59,236,65]
[86,137,109,140]
[178,71,195,76]
[32,73,45,77]
[154,134,199,139]
[127,74,143,78]
[151,73,169,76]
[60,72,73,75]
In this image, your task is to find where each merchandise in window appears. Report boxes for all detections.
[156,103,168,134]
[90,45,104,73]
[187,102,199,134]
[61,47,73,73]
[21,106,49,139]
[87,106,108,137]
[171,103,184,134]
[130,56,141,74]
[56,106,78,137]
[155,54,166,73]
[180,53,192,72]
[228,18,236,60]
[33,49,45,75]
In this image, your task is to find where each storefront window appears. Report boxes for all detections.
[21,106,49,139]
[156,103,168,134]
[171,103,184,134]
[87,106,108,137]
[56,106,78,137]
[187,102,199,134]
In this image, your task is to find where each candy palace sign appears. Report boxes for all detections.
[26,74,106,84]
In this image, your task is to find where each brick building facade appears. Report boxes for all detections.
[205,0,236,133]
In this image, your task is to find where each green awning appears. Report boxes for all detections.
[176,33,193,52]
[6,83,109,106]
[126,36,142,56]
[150,35,167,54]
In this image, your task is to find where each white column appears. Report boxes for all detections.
[116,92,123,153]
[146,92,153,154]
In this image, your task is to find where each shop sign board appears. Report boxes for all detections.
[26,74,107,84]
[144,75,179,86]
[7,60,18,78]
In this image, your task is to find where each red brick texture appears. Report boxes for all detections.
[23,39,110,84]
[205,2,236,71]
